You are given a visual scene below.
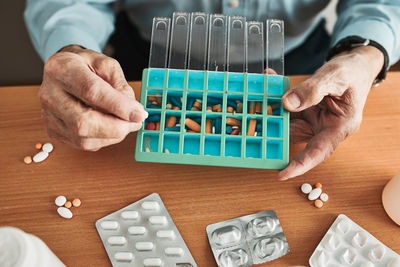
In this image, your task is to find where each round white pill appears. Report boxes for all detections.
[308,188,322,201]
[42,143,54,153]
[55,195,66,207]
[32,151,49,163]
[301,183,312,194]
[57,207,73,219]
[320,193,329,202]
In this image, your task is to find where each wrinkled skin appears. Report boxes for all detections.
[39,45,147,151]
[278,46,384,180]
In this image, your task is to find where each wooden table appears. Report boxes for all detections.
[1,73,400,267]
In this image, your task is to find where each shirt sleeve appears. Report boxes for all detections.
[331,0,400,66]
[24,0,116,62]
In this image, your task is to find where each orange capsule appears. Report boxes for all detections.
[255,102,262,114]
[24,156,32,164]
[227,106,234,113]
[217,108,222,112]
[247,119,257,136]
[166,116,177,128]
[148,96,157,102]
[205,119,212,134]
[267,105,273,115]
[226,118,241,126]
[191,107,199,111]
[35,143,42,150]
[248,101,255,114]
[212,104,221,112]
[193,101,202,110]
[315,183,322,189]
[314,199,324,208]
[64,201,72,209]
[72,198,81,207]
[155,121,160,130]
[185,118,201,132]
[172,106,180,110]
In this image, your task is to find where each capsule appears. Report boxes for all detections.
[185,118,201,132]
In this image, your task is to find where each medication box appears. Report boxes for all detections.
[135,68,290,169]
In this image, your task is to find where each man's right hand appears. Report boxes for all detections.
[39,45,147,151]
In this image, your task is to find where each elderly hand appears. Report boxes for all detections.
[39,45,147,151]
[278,46,384,180]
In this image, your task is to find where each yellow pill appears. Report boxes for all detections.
[72,198,81,207]
[314,199,324,208]
[35,143,42,150]
[64,201,72,209]
[24,156,32,164]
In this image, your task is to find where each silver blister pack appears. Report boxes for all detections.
[206,210,290,266]
[309,214,400,267]
[95,193,198,267]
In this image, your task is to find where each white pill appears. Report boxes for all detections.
[42,143,54,153]
[100,221,119,230]
[141,201,159,210]
[156,230,175,239]
[165,247,184,257]
[128,226,146,235]
[149,216,167,225]
[114,252,134,262]
[55,195,66,207]
[135,241,154,251]
[320,193,329,202]
[107,236,127,246]
[308,188,322,201]
[143,258,162,266]
[388,257,400,267]
[57,207,73,219]
[33,151,49,163]
[121,210,139,220]
[301,183,312,194]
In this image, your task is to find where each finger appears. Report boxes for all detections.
[290,119,313,144]
[264,68,278,75]
[278,127,344,180]
[41,85,143,138]
[47,53,146,122]
[281,66,349,112]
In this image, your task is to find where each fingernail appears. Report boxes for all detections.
[286,92,301,109]
[144,111,149,119]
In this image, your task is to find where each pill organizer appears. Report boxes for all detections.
[135,68,290,169]
[309,214,400,267]
[95,193,197,267]
[206,210,290,266]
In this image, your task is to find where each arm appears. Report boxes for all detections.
[278,0,400,180]
[24,0,115,61]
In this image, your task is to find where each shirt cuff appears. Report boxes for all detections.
[331,19,396,65]
[42,25,102,62]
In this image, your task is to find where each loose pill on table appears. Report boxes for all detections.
[141,201,159,210]
[23,156,32,164]
[320,193,329,202]
[42,143,53,153]
[315,182,322,188]
[72,198,81,207]
[32,151,49,163]
[301,183,312,194]
[135,241,154,251]
[57,207,73,219]
[315,199,324,208]
[100,221,119,230]
[308,188,322,201]
[185,118,201,132]
[64,201,72,208]
[55,195,67,207]
[35,143,42,150]
[143,258,162,267]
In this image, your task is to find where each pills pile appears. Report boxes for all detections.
[55,195,81,219]
[24,142,54,164]
[300,183,329,208]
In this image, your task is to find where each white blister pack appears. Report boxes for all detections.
[310,214,400,267]
[95,193,197,267]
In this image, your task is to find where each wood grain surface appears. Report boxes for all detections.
[1,73,399,267]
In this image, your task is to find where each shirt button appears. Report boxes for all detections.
[229,0,239,8]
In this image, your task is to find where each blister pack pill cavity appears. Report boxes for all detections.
[96,193,197,267]
[309,214,400,267]
[206,210,289,266]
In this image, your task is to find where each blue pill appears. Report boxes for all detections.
[257,131,262,136]
[147,104,161,109]
[169,97,182,109]
[165,126,181,131]
[187,98,195,110]
[226,125,233,134]
[146,115,161,122]
[256,122,262,132]
[215,118,222,134]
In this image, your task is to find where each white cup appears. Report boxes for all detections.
[0,227,65,267]
[382,172,400,226]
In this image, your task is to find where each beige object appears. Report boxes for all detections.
[382,172,400,226]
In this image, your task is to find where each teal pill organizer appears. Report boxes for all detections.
[135,68,290,169]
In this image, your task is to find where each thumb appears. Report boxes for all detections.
[282,71,348,112]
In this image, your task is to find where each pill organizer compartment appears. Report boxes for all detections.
[136,69,290,169]
[309,214,400,267]
[146,90,163,109]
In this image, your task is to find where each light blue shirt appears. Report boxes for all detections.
[24,0,400,66]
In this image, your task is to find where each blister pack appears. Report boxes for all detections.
[206,210,289,266]
[309,214,400,267]
[95,193,197,267]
